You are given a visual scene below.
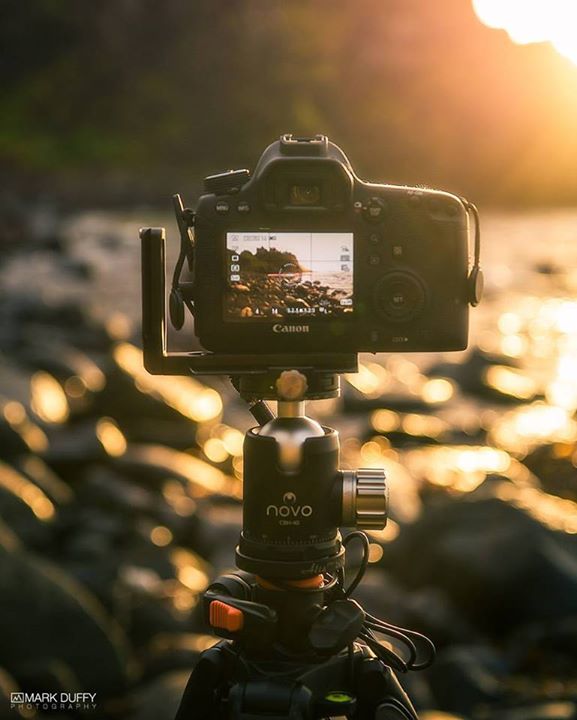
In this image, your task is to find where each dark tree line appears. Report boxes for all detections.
[2,0,577,205]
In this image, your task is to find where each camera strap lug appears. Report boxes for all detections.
[462,199,484,307]
[169,193,196,329]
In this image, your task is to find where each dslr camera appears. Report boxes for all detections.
[161,134,481,359]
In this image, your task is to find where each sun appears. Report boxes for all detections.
[473,0,577,67]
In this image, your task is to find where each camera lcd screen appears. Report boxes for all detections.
[225,232,354,320]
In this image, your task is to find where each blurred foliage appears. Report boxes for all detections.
[2,0,577,205]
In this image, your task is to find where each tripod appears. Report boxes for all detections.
[174,369,434,720]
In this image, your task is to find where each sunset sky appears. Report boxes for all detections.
[473,0,577,66]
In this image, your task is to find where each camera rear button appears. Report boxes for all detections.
[368,233,381,245]
[215,201,229,214]
[368,255,381,266]
[237,201,251,213]
[364,197,386,223]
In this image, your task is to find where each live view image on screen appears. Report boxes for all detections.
[225,232,354,320]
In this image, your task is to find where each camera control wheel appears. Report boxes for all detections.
[373,271,426,322]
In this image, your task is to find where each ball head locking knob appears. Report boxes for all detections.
[342,468,387,529]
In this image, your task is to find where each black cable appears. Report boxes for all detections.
[365,620,418,667]
[359,629,408,674]
[342,531,370,598]
[365,612,436,670]
[463,200,481,267]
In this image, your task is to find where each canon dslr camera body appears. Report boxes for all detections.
[175,134,481,354]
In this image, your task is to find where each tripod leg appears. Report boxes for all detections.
[174,643,231,720]
[354,657,419,720]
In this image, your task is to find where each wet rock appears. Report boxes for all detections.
[13,340,106,415]
[534,261,562,276]
[523,443,577,502]
[507,617,577,680]
[0,194,32,254]
[0,667,24,720]
[42,418,127,483]
[490,703,577,719]
[90,362,204,447]
[113,444,239,500]
[428,349,537,403]
[14,455,74,506]
[0,293,122,353]
[379,489,577,635]
[0,460,56,550]
[0,544,133,697]
[0,402,48,458]
[428,645,505,717]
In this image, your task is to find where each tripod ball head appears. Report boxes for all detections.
[236,377,387,579]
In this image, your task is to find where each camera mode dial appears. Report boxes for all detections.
[204,169,250,195]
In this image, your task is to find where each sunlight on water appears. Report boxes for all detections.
[2,400,48,452]
[0,462,55,520]
[346,362,390,397]
[150,525,173,547]
[126,445,239,498]
[492,481,577,534]
[484,365,538,400]
[490,402,577,456]
[402,446,538,495]
[96,418,127,457]
[171,548,210,594]
[114,343,223,423]
[421,378,454,404]
[30,372,69,424]
[203,438,230,464]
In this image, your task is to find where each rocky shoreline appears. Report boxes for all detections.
[226,276,352,317]
[0,203,576,719]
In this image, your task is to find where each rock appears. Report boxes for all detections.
[42,418,128,483]
[0,544,133,697]
[507,616,577,680]
[13,340,106,416]
[428,645,505,717]
[0,293,121,352]
[379,489,577,635]
[523,443,577,501]
[14,455,74,506]
[113,444,239,500]
[0,402,48,458]
[0,460,56,550]
[490,703,577,719]
[428,349,537,403]
[139,633,215,681]
[0,667,26,720]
